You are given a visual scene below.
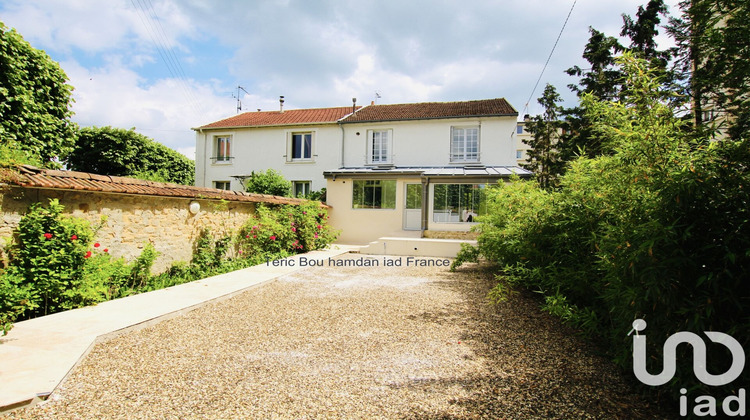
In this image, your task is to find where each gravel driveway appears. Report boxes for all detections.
[6,255,667,419]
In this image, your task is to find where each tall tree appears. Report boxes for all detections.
[523,84,565,190]
[669,0,750,140]
[66,126,194,185]
[561,1,673,160]
[0,21,76,166]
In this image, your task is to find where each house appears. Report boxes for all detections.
[194,98,531,244]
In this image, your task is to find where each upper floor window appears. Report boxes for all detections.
[213,136,232,164]
[291,132,313,161]
[368,129,392,164]
[450,126,479,163]
[516,124,524,134]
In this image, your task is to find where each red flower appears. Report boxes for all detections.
[314,233,319,239]
[269,235,276,241]
[70,235,78,241]
[317,225,322,230]
[103,248,109,253]
[291,227,296,232]
[43,233,53,240]
[253,235,257,238]
[84,251,92,258]
[94,243,101,248]
[245,234,250,238]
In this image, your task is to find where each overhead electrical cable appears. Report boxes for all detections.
[130,0,204,116]
[521,0,577,118]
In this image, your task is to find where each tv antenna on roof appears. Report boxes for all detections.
[233,85,250,113]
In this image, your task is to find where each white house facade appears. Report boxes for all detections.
[194,98,531,244]
[194,106,356,194]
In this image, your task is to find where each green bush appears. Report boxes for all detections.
[236,201,338,258]
[66,126,194,185]
[455,54,749,403]
[0,270,36,335]
[5,199,95,316]
[244,169,292,196]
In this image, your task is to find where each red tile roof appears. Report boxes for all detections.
[1,165,312,206]
[197,106,360,129]
[341,98,517,123]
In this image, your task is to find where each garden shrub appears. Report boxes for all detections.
[455,54,749,403]
[191,228,231,270]
[5,199,95,316]
[244,169,292,196]
[236,201,338,259]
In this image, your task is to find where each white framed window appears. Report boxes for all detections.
[289,132,313,161]
[367,129,392,164]
[214,181,231,190]
[516,150,524,159]
[517,124,524,134]
[213,136,233,164]
[450,126,479,163]
[292,181,311,198]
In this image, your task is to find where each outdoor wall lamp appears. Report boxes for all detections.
[189,201,200,214]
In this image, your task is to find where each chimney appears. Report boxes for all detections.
[352,97,357,114]
[279,96,285,113]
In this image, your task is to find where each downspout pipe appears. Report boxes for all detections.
[339,123,345,168]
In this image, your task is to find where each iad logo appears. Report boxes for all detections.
[630,319,746,417]
[630,319,744,386]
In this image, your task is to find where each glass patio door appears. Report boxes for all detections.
[403,183,422,230]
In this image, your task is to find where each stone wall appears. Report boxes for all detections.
[0,186,256,273]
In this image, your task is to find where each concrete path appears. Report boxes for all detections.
[0,246,357,412]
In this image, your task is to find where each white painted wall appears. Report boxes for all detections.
[195,124,342,192]
[340,117,517,167]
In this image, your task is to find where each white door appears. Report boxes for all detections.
[403,183,422,230]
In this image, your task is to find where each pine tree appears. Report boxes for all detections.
[523,84,564,190]
[561,0,674,160]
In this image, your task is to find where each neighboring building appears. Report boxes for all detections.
[515,116,532,166]
[194,98,531,244]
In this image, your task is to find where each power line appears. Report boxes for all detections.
[130,0,204,116]
[522,0,577,118]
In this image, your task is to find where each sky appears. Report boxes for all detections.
[0,0,680,160]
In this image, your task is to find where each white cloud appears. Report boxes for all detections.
[64,60,229,159]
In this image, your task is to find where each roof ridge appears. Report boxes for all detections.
[366,98,508,107]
